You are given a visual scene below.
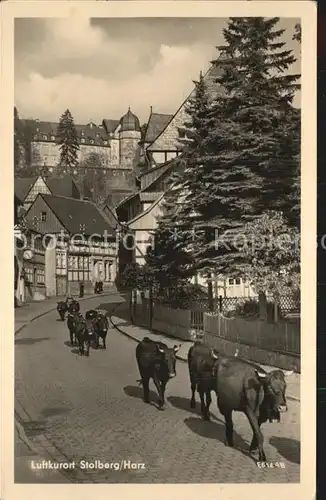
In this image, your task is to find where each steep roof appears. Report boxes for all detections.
[40,194,115,237]
[14,176,38,202]
[144,112,174,143]
[102,119,120,134]
[21,119,110,145]
[46,176,81,199]
[147,62,224,152]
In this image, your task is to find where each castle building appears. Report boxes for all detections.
[22,108,142,172]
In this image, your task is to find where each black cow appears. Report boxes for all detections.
[94,311,109,349]
[73,314,93,356]
[85,309,109,349]
[67,299,80,315]
[57,301,68,321]
[136,337,181,410]
[213,355,293,461]
[188,342,219,421]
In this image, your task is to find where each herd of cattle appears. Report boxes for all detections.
[57,298,293,463]
[57,299,109,356]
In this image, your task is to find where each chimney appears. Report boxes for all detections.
[150,106,153,114]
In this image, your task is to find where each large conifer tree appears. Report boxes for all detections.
[191,17,301,273]
[56,109,79,176]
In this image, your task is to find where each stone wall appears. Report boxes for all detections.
[104,168,136,191]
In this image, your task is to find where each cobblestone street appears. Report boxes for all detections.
[15,294,300,483]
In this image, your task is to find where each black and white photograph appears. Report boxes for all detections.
[1,0,316,496]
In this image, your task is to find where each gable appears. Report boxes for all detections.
[147,64,223,152]
[25,176,51,203]
[24,194,65,235]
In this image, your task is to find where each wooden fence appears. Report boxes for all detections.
[203,313,300,355]
[131,293,300,356]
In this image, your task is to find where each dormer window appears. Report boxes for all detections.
[81,138,85,144]
[51,135,55,141]
[33,135,38,140]
[43,135,47,140]
[103,140,108,145]
[90,139,94,144]
[81,130,84,136]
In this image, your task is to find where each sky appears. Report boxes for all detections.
[15,17,301,126]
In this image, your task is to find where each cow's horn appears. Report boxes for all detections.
[211,350,218,359]
[255,369,267,379]
[158,346,165,353]
[173,344,181,353]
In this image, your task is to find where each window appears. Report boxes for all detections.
[235,278,241,285]
[56,250,67,275]
[24,267,34,284]
[36,269,45,285]
[228,278,234,285]
[103,140,108,145]
[41,211,47,222]
[81,138,85,144]
[90,139,94,144]
[68,255,90,282]
[178,129,186,139]
[34,135,38,140]
[43,135,47,140]
[51,135,55,141]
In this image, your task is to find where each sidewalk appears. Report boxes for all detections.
[111,315,300,403]
[14,285,117,335]
[14,287,118,483]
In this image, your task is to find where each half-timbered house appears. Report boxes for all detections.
[24,194,117,297]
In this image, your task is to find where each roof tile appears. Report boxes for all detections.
[40,194,115,237]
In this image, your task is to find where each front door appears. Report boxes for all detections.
[56,276,67,297]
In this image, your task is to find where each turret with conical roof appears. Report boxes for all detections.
[119,107,141,169]
[120,107,141,133]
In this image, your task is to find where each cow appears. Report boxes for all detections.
[84,309,109,349]
[188,342,219,421]
[136,337,181,410]
[67,299,80,315]
[93,310,109,349]
[212,354,293,462]
[57,301,68,321]
[188,343,239,421]
[73,313,93,356]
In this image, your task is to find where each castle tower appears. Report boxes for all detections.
[119,107,141,169]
